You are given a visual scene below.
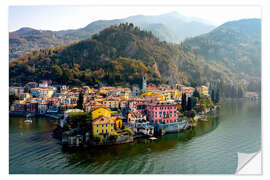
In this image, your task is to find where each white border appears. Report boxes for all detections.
[2,0,269,179]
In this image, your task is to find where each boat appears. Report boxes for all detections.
[24,119,32,123]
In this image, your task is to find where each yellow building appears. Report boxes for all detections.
[141,91,165,101]
[92,116,115,136]
[112,116,123,130]
[91,107,111,120]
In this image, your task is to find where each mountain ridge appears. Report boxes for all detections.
[9,11,215,60]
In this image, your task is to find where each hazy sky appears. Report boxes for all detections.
[8,6,261,32]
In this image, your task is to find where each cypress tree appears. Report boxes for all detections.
[76,91,84,110]
[211,89,215,104]
[181,93,187,112]
[187,97,192,111]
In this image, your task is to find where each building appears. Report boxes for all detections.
[128,111,147,125]
[197,86,209,96]
[112,116,123,130]
[92,116,115,137]
[9,87,24,97]
[181,87,195,97]
[91,107,111,120]
[147,102,178,124]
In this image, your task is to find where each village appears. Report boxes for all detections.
[9,77,219,147]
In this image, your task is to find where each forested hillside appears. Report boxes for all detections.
[9,23,229,88]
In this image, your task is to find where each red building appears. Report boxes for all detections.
[147,102,178,124]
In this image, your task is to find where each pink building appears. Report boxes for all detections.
[147,102,178,124]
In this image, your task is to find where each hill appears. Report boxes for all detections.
[9,23,228,88]
[9,11,215,60]
[183,19,261,80]
[9,29,78,59]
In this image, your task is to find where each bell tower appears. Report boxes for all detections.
[142,75,147,92]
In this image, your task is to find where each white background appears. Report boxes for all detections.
[1,0,269,179]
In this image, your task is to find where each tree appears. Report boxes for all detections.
[76,91,84,110]
[193,89,200,99]
[181,93,187,112]
[191,96,198,109]
[123,128,134,136]
[215,89,220,104]
[109,131,120,141]
[187,97,192,111]
[211,89,215,103]
[190,110,196,118]
[67,112,90,128]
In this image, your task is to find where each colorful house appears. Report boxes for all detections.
[92,116,115,136]
[112,116,123,130]
[147,102,178,124]
[91,107,111,120]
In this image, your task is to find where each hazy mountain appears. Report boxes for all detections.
[183,18,261,80]
[9,11,215,60]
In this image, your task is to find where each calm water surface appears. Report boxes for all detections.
[9,100,261,174]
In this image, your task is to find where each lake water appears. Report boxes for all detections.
[9,100,261,174]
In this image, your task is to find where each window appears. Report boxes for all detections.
[102,130,104,134]
[96,130,99,133]
[102,124,104,127]
[106,124,108,127]
[96,124,99,128]
[106,129,108,133]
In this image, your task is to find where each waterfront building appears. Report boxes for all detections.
[9,86,24,97]
[128,111,147,125]
[147,102,178,124]
[92,115,115,136]
[91,107,111,120]
[10,101,25,112]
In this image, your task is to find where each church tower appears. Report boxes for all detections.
[142,76,147,92]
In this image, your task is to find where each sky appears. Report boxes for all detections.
[8,6,261,32]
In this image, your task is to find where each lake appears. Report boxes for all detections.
[9,100,261,174]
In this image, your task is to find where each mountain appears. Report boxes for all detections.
[9,23,227,87]
[9,19,261,94]
[9,11,215,60]
[9,29,78,59]
[183,19,261,80]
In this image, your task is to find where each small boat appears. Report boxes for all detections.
[24,119,32,123]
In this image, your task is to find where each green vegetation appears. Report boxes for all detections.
[66,112,91,128]
[109,131,120,141]
[75,92,84,110]
[123,128,135,136]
